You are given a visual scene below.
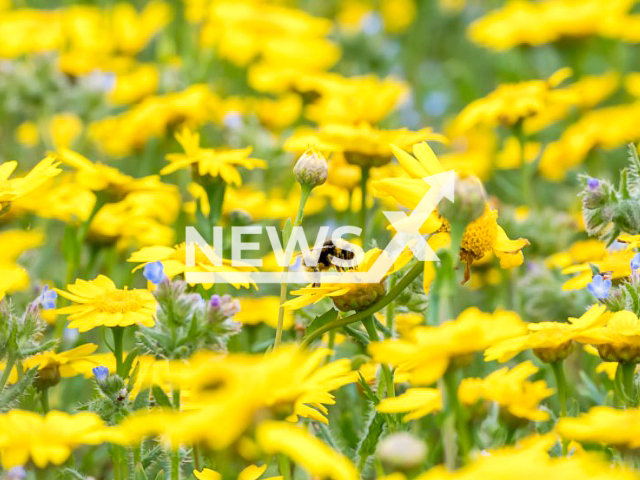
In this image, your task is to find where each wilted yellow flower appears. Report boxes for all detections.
[161,128,266,186]
[54,275,156,332]
[370,307,525,385]
[485,305,608,363]
[0,410,106,469]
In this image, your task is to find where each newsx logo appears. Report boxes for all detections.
[184,170,455,285]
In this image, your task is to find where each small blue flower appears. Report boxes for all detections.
[143,261,165,285]
[38,285,57,310]
[632,253,640,272]
[209,294,221,308]
[587,274,611,300]
[92,366,109,383]
[6,466,26,480]
[587,177,600,190]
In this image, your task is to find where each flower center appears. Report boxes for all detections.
[461,206,498,259]
[97,289,143,313]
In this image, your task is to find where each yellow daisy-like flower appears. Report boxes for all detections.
[370,307,525,386]
[285,123,447,168]
[557,406,640,450]
[0,156,61,210]
[0,410,106,469]
[128,242,257,289]
[485,304,608,363]
[284,247,413,312]
[54,275,156,332]
[457,361,554,422]
[160,128,267,186]
[23,343,100,381]
[374,142,529,289]
[377,361,552,422]
[561,248,634,291]
[574,310,640,363]
[194,465,282,480]
[451,68,573,134]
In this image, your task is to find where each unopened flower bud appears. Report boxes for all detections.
[208,294,241,322]
[332,281,386,312]
[293,148,328,188]
[377,432,427,470]
[438,174,486,227]
[34,364,60,390]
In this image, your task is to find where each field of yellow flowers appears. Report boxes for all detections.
[2,0,640,478]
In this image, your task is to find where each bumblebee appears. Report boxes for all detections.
[303,238,356,287]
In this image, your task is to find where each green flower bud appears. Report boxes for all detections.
[332,282,386,312]
[534,341,573,363]
[293,148,328,188]
[438,174,486,227]
[34,364,60,390]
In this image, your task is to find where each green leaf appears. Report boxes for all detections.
[151,386,172,408]
[135,463,149,480]
[127,361,141,393]
[121,347,140,380]
[132,388,150,411]
[306,309,338,337]
[154,470,164,480]
[0,368,37,412]
[355,410,386,471]
[589,263,601,276]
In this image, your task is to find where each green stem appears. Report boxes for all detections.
[113,327,124,377]
[40,388,50,414]
[550,360,569,455]
[362,316,395,399]
[192,444,201,471]
[278,454,291,480]
[275,184,312,348]
[360,165,370,246]
[0,354,16,393]
[301,261,424,348]
[443,368,470,465]
[550,360,568,417]
[618,362,637,407]
[515,121,533,207]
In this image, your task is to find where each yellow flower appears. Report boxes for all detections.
[575,310,640,362]
[458,361,553,422]
[22,343,100,383]
[15,121,39,147]
[452,68,573,134]
[50,113,82,149]
[108,347,356,449]
[235,297,295,329]
[485,304,608,363]
[0,156,61,210]
[0,410,106,469]
[467,0,634,51]
[374,142,528,287]
[161,128,267,186]
[545,239,607,270]
[561,248,634,291]
[255,421,358,480]
[195,464,282,480]
[284,247,412,312]
[370,307,525,385]
[54,275,156,332]
[128,242,257,289]
[285,123,446,168]
[557,406,640,449]
[108,63,159,105]
[0,229,44,294]
[377,388,442,422]
[377,361,552,422]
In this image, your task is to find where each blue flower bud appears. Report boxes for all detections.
[92,366,109,383]
[587,274,611,300]
[587,177,600,190]
[143,261,165,285]
[632,253,640,272]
